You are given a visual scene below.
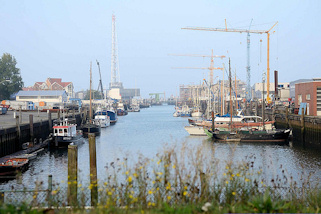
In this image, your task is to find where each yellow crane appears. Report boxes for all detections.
[182,20,278,103]
[170,49,225,85]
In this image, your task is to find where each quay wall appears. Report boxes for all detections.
[0,112,82,158]
[274,113,321,148]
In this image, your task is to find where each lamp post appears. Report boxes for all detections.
[0,78,10,84]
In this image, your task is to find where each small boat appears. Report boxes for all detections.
[0,158,29,176]
[94,115,110,128]
[184,125,207,136]
[191,110,203,117]
[204,128,291,144]
[51,119,84,148]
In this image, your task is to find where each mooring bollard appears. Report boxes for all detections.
[67,145,78,206]
[89,133,98,206]
[301,108,305,144]
[29,114,34,143]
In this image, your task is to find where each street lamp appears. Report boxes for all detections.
[0,78,10,84]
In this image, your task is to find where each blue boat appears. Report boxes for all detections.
[95,109,118,125]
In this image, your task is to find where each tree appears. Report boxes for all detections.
[0,53,24,100]
[83,89,103,100]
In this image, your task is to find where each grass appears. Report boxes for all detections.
[1,143,320,213]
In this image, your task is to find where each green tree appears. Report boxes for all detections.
[0,53,24,100]
[83,89,103,100]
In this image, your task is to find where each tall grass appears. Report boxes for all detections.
[1,143,320,213]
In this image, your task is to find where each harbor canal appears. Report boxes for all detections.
[0,104,320,189]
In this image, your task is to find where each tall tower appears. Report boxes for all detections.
[110,14,123,89]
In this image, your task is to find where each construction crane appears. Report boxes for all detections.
[182,20,278,104]
[170,49,225,85]
[96,60,104,99]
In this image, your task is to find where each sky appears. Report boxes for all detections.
[1,0,321,98]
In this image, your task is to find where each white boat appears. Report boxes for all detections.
[94,115,110,128]
[52,118,83,148]
[184,125,207,136]
[191,109,203,117]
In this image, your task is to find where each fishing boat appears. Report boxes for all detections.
[51,118,83,148]
[0,158,29,176]
[117,102,128,116]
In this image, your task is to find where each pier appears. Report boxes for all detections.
[0,110,82,158]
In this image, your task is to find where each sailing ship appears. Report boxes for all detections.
[81,62,101,136]
[204,58,290,144]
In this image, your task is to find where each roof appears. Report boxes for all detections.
[16,90,67,96]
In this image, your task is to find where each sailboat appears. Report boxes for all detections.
[204,59,290,144]
[81,62,101,136]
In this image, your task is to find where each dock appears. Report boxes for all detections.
[0,109,83,158]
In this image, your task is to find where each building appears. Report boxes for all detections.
[23,78,74,98]
[16,90,68,108]
[108,87,140,100]
[252,82,290,101]
[289,79,312,100]
[295,78,321,116]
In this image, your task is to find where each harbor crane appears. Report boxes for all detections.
[169,49,225,85]
[96,60,104,99]
[182,20,278,103]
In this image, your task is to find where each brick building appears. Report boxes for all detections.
[295,78,321,116]
[23,78,74,98]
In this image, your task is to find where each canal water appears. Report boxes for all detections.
[1,104,320,189]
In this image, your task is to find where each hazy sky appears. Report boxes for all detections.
[1,0,320,98]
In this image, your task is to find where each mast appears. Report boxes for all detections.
[90,62,92,124]
[262,72,265,131]
[229,58,232,130]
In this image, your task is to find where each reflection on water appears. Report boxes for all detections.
[0,105,320,189]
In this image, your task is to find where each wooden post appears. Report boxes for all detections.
[29,114,34,143]
[47,174,53,207]
[211,111,215,132]
[89,133,98,206]
[301,108,305,144]
[19,106,22,123]
[58,110,61,120]
[285,106,289,128]
[16,116,21,148]
[68,145,78,206]
[48,111,52,132]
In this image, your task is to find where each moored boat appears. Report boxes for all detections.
[94,114,110,128]
[51,119,84,148]
[0,158,29,176]
[184,125,207,136]
[204,128,291,144]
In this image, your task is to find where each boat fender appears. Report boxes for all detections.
[6,160,13,165]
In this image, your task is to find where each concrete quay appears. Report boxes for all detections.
[0,110,59,130]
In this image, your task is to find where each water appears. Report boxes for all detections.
[1,104,320,189]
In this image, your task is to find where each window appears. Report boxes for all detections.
[306,94,311,100]
[298,94,302,105]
